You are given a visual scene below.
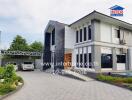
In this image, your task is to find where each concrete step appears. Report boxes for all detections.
[62,70,94,81]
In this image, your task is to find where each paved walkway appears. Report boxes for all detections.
[4,71,132,100]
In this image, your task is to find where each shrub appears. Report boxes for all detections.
[0,67,5,79]
[97,74,132,84]
[4,64,15,78]
[123,78,132,83]
[0,65,23,95]
[0,83,16,95]
[16,76,23,83]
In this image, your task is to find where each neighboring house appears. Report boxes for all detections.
[43,11,132,72]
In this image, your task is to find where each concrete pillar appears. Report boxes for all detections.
[112,48,117,70]
[92,45,101,72]
[91,19,101,41]
[125,49,129,70]
[128,48,132,70]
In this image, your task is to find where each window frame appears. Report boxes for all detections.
[88,25,91,40]
[84,27,87,41]
[80,29,82,42]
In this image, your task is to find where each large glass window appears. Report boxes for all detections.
[80,54,83,67]
[84,53,87,68]
[84,27,87,41]
[89,53,92,68]
[115,29,120,38]
[117,55,126,63]
[101,54,112,68]
[76,54,79,67]
[88,25,91,40]
[76,31,78,43]
[52,29,55,45]
[80,29,82,42]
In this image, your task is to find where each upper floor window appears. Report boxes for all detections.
[117,30,120,38]
[52,29,55,45]
[80,29,82,42]
[115,29,120,38]
[88,25,91,40]
[76,31,79,43]
[84,27,87,41]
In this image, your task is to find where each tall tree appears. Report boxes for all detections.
[30,41,43,52]
[9,35,29,51]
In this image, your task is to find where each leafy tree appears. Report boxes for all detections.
[8,35,29,51]
[30,41,43,52]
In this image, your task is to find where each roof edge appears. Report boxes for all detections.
[69,10,132,27]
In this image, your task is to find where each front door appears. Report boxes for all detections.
[64,53,72,69]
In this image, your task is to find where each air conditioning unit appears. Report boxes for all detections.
[120,48,127,54]
[120,40,126,45]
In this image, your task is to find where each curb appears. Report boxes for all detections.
[0,82,24,100]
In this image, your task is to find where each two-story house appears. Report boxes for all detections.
[43,11,132,72]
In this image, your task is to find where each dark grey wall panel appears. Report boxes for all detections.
[43,33,51,70]
[54,22,65,70]
[43,21,65,70]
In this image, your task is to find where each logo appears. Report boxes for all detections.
[110,5,124,16]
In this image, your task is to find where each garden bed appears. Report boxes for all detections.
[97,74,132,91]
[0,64,24,96]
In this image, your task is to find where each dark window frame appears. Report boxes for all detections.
[52,29,55,45]
[117,55,126,63]
[89,53,92,68]
[84,53,87,68]
[101,53,113,68]
[117,30,120,38]
[80,54,83,67]
[76,54,79,67]
[84,27,87,41]
[76,31,79,43]
[88,25,91,40]
[80,29,82,42]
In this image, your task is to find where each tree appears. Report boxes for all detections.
[8,35,29,51]
[30,41,43,52]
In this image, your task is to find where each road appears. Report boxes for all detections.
[4,71,132,100]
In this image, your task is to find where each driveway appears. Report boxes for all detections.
[4,71,132,100]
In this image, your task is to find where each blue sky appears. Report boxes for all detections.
[0,0,132,49]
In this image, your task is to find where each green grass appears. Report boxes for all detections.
[97,74,132,90]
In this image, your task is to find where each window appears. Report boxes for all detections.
[76,54,79,67]
[115,29,120,38]
[52,29,55,45]
[84,53,87,68]
[80,29,82,42]
[117,55,126,63]
[89,53,92,68]
[84,27,87,41]
[80,54,83,67]
[88,25,91,40]
[117,30,120,38]
[76,31,78,43]
[101,54,112,68]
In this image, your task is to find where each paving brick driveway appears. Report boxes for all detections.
[4,71,132,100]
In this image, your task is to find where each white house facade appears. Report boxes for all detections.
[43,11,132,72]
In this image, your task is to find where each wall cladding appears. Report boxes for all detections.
[54,22,65,70]
[43,33,51,70]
